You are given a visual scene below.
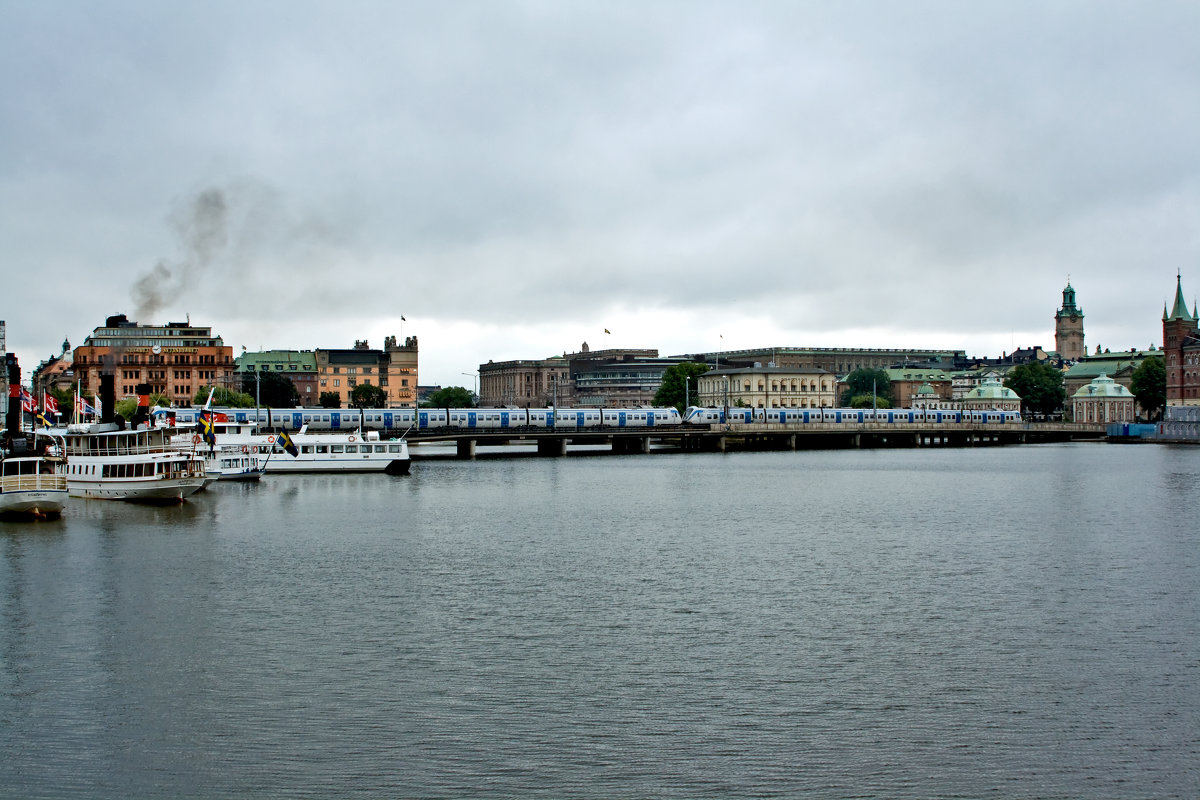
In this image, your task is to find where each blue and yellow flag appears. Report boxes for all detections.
[277,428,298,457]
[37,412,53,428]
[198,411,216,447]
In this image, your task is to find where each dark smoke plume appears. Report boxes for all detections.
[131,188,229,321]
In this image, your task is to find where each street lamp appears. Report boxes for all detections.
[684,375,691,409]
[461,372,478,407]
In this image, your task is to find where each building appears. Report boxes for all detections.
[72,315,235,406]
[478,344,665,408]
[674,347,966,376]
[237,350,319,404]
[1055,281,1086,362]
[1072,373,1135,423]
[315,335,419,408]
[961,378,1022,412]
[31,338,77,401]
[881,368,954,406]
[1063,349,1156,401]
[478,356,569,407]
[1163,274,1200,407]
[697,366,835,409]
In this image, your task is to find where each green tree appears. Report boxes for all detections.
[839,368,892,407]
[848,394,892,409]
[1129,356,1166,420]
[350,383,388,408]
[422,386,476,408]
[1004,362,1066,417]
[653,362,710,410]
[241,370,300,408]
[193,385,255,407]
[319,392,342,409]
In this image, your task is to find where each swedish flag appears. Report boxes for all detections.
[277,428,299,457]
[198,411,216,447]
[37,412,53,428]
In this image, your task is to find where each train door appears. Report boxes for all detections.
[617,411,627,427]
[291,412,302,429]
[331,412,342,429]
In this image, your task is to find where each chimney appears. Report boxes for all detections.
[132,383,152,429]
[100,374,117,425]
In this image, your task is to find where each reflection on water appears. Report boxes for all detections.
[2,443,1198,799]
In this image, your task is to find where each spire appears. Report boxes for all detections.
[1168,273,1193,321]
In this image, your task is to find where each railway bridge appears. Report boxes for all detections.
[406,422,1107,460]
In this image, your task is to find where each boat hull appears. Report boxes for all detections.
[0,489,68,518]
[67,476,207,502]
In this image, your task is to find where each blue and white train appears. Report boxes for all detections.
[161,404,1020,433]
[682,406,1022,425]
[163,406,684,432]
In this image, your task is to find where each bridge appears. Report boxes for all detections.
[406,422,1108,460]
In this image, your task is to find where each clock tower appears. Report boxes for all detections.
[1055,281,1085,362]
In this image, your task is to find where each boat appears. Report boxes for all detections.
[182,423,411,475]
[208,450,266,482]
[61,422,208,501]
[0,434,68,518]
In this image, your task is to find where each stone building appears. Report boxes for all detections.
[882,368,954,406]
[478,344,665,408]
[72,314,235,406]
[1163,274,1200,407]
[674,346,965,376]
[697,366,835,409]
[1063,350,1156,400]
[1055,281,1086,362]
[1072,373,1135,423]
[31,338,77,400]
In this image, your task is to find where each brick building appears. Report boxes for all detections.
[1163,274,1200,407]
[72,315,235,406]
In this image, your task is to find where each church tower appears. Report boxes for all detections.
[1055,281,1085,362]
[1162,273,1200,406]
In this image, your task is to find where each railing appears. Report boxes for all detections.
[0,474,69,492]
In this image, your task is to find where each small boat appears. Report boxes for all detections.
[209,451,266,482]
[0,434,68,518]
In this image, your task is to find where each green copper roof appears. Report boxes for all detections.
[1056,281,1083,319]
[965,378,1020,401]
[1072,373,1133,399]
[1168,275,1194,322]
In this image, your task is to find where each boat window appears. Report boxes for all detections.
[374,445,386,453]
[332,445,345,453]
[388,444,402,453]
[315,445,329,454]
[301,446,313,454]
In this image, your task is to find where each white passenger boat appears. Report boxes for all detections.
[208,451,266,482]
[189,425,411,475]
[61,423,208,502]
[1,450,69,518]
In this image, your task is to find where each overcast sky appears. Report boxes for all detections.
[3,1,1199,388]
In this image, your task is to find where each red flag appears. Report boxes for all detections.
[20,388,36,413]
[43,392,59,414]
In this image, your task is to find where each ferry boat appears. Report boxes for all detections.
[187,424,410,475]
[208,450,266,482]
[0,435,68,518]
[62,423,208,501]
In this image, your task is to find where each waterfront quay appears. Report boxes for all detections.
[408,421,1107,459]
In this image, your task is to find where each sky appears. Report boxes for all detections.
[3,1,1199,388]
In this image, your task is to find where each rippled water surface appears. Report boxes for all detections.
[2,443,1199,798]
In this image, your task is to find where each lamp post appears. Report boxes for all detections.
[684,375,691,409]
[461,372,478,407]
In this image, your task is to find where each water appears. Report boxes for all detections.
[2,443,1198,798]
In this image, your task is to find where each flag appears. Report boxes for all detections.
[77,395,97,416]
[604,328,611,334]
[401,315,406,321]
[93,394,102,416]
[43,392,59,414]
[277,428,298,457]
[20,388,36,413]
[37,411,53,428]
[197,410,216,448]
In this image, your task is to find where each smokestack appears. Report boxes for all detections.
[133,383,152,429]
[100,374,117,425]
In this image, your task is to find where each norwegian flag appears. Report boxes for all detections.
[20,388,36,413]
[43,392,59,414]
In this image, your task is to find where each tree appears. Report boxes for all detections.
[241,370,300,408]
[1003,362,1066,417]
[653,362,710,410]
[350,383,387,408]
[848,394,892,409]
[1130,356,1166,420]
[193,385,255,407]
[422,386,475,408]
[839,368,892,407]
[319,392,342,409]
